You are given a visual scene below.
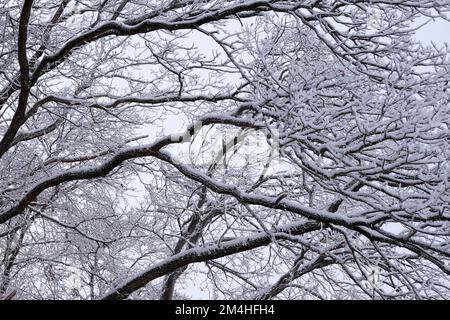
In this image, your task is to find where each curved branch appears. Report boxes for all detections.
[101,220,321,300]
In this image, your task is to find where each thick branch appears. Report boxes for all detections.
[101,221,321,300]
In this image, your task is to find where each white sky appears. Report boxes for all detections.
[414,18,450,46]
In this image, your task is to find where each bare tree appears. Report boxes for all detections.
[0,0,449,300]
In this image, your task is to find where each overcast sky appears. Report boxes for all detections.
[415,18,450,45]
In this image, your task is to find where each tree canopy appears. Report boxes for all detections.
[0,0,449,300]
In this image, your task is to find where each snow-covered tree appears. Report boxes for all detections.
[0,0,449,300]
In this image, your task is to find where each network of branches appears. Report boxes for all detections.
[0,0,449,300]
